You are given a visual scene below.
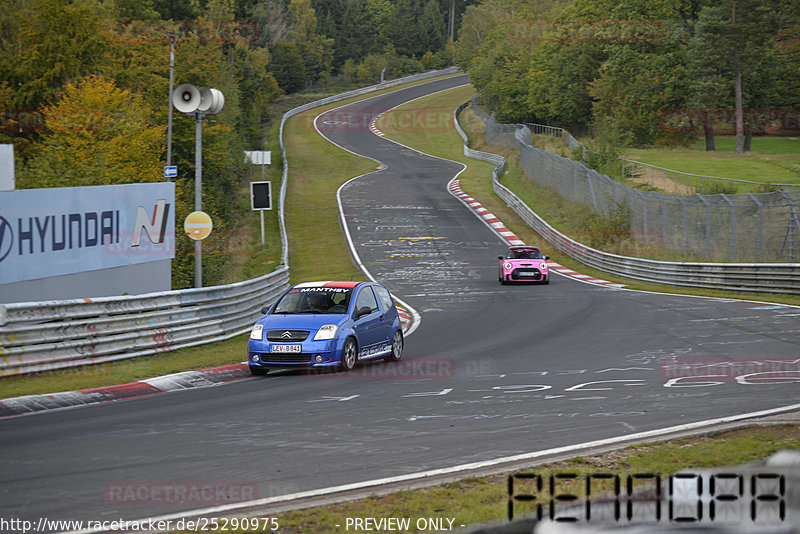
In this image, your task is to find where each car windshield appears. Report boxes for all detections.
[272,287,353,314]
[507,249,542,259]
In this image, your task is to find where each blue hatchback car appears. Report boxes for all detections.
[247,281,404,375]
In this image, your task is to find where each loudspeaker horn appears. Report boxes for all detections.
[208,88,225,115]
[198,88,225,115]
[172,83,201,113]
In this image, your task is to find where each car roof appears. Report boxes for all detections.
[508,245,540,250]
[292,281,365,289]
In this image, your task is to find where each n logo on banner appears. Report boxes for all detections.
[131,199,171,247]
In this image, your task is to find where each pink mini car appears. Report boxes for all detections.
[498,245,550,284]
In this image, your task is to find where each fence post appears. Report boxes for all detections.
[721,194,735,260]
[780,191,800,262]
[747,193,764,262]
[676,195,688,250]
[661,193,668,248]
[632,189,648,246]
[698,194,711,258]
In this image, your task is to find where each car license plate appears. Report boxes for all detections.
[272,344,301,353]
[520,272,537,277]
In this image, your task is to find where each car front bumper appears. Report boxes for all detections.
[502,268,548,282]
[247,339,342,369]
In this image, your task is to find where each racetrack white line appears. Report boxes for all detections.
[313,99,432,337]
[61,401,800,534]
[70,80,799,534]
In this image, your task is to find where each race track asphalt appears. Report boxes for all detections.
[1,75,798,530]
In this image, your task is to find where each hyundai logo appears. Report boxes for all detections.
[0,215,12,263]
[281,331,293,339]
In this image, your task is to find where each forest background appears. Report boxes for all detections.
[2,0,798,288]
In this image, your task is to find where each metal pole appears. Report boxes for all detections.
[166,32,175,168]
[747,193,763,261]
[260,159,266,245]
[195,112,203,288]
[721,194,735,260]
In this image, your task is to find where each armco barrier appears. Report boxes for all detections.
[0,69,457,376]
[0,269,290,376]
[455,102,800,295]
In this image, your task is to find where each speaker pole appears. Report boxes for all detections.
[194,110,203,288]
[166,31,176,169]
[171,82,223,289]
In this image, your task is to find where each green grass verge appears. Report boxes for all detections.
[623,136,800,192]
[0,334,250,399]
[0,73,461,400]
[210,425,800,534]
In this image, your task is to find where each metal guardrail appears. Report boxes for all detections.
[455,102,800,295]
[0,68,458,377]
[0,269,290,376]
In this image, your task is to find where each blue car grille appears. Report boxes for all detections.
[266,330,309,342]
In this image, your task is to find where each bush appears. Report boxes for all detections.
[697,180,738,195]
[578,201,631,249]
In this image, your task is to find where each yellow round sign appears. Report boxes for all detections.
[184,211,213,240]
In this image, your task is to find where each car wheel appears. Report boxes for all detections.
[385,330,403,362]
[249,366,269,376]
[339,337,357,371]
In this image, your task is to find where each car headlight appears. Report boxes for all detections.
[504,262,512,270]
[540,262,548,270]
[314,324,338,341]
[250,324,264,340]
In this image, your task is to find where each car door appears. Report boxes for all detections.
[372,285,396,344]
[352,285,384,356]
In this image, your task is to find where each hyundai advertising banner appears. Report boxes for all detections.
[0,182,175,284]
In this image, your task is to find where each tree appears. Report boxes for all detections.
[286,0,335,82]
[386,0,426,56]
[1,0,109,111]
[114,0,160,20]
[418,0,447,54]
[18,76,166,188]
[252,0,291,46]
[151,0,201,20]
[689,0,785,153]
[269,41,307,92]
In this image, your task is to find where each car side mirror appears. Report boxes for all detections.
[260,306,269,315]
[356,306,372,319]
[498,256,504,261]
[544,256,550,261]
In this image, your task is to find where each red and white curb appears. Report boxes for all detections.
[0,304,417,419]
[546,264,625,288]
[0,364,251,418]
[396,305,413,333]
[369,113,386,137]
[447,179,525,245]
[448,179,625,288]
